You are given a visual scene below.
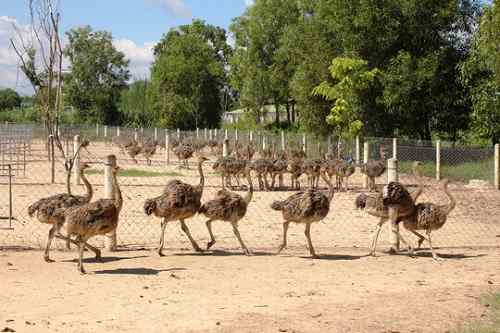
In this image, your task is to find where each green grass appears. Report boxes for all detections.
[456,294,500,333]
[86,169,183,178]
[400,159,494,184]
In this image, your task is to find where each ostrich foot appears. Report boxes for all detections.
[207,240,216,251]
[44,255,55,263]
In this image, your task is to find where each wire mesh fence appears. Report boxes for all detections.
[0,123,499,253]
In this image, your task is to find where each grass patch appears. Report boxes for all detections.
[400,159,493,184]
[456,293,500,333]
[86,169,183,178]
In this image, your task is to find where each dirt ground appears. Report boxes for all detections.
[1,247,499,333]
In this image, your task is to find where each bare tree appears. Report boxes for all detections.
[10,0,82,193]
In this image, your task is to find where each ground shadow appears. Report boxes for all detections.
[387,249,486,260]
[297,254,363,261]
[93,267,186,275]
[173,250,275,257]
[63,255,148,263]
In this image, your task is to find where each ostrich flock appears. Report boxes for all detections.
[27,134,456,274]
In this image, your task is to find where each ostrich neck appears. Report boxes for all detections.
[410,167,423,202]
[197,161,205,194]
[112,172,123,212]
[80,170,93,202]
[244,176,253,205]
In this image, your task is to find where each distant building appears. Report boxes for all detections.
[223,105,290,124]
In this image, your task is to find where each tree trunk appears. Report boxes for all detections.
[275,100,280,125]
[286,101,291,124]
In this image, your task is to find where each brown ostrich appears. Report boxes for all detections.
[126,139,142,163]
[398,179,456,260]
[144,156,209,256]
[335,160,355,191]
[213,156,247,189]
[58,161,123,274]
[199,171,254,255]
[360,146,388,191]
[271,175,335,258]
[173,143,195,168]
[248,158,273,191]
[288,159,303,190]
[27,162,100,262]
[302,159,322,189]
[142,139,158,165]
[270,155,288,190]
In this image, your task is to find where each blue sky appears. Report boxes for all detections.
[0,0,252,94]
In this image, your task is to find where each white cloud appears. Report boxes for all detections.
[149,0,192,18]
[113,39,155,80]
[0,16,34,95]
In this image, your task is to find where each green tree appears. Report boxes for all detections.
[148,20,231,129]
[0,88,22,111]
[313,57,380,139]
[64,26,130,125]
[461,1,500,144]
[119,80,151,127]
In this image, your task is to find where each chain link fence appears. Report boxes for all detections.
[1,123,499,253]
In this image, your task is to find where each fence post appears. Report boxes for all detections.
[302,134,307,153]
[73,135,81,185]
[165,130,170,166]
[223,138,229,157]
[281,131,286,151]
[117,126,120,137]
[204,128,207,140]
[177,128,180,139]
[387,158,400,252]
[154,128,158,141]
[134,128,138,141]
[392,137,397,159]
[104,126,108,138]
[224,129,228,140]
[140,127,144,134]
[436,140,441,181]
[355,136,360,164]
[235,129,239,142]
[495,143,499,190]
[214,128,218,139]
[363,142,369,189]
[96,124,99,137]
[196,128,199,139]
[209,129,213,141]
[249,130,253,142]
[104,154,117,251]
[262,135,267,151]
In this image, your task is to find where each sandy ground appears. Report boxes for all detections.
[1,247,499,333]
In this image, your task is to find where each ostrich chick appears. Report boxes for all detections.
[199,171,254,255]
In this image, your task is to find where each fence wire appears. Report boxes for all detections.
[1,124,499,253]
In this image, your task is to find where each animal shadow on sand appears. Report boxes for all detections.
[390,249,486,260]
[94,267,186,276]
[173,250,275,257]
[63,255,148,264]
[297,254,363,261]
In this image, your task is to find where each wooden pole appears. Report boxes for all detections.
[392,138,397,159]
[154,128,158,141]
[355,136,360,164]
[165,130,170,166]
[104,154,117,251]
[223,138,229,157]
[494,143,499,190]
[436,140,441,181]
[363,142,369,189]
[281,131,286,151]
[104,126,108,138]
[302,134,307,153]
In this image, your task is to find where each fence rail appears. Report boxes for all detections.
[0,123,499,252]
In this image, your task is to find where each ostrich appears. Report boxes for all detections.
[144,156,209,256]
[356,161,424,256]
[288,159,303,190]
[271,175,335,258]
[142,139,158,165]
[335,160,355,191]
[27,162,100,262]
[199,171,254,255]
[126,139,142,163]
[173,143,195,169]
[302,159,322,189]
[360,146,388,191]
[398,179,456,260]
[270,156,288,190]
[58,162,123,274]
[213,156,247,189]
[248,159,272,191]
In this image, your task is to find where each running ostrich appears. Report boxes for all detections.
[27,162,101,262]
[144,156,209,256]
[57,161,123,274]
[397,179,456,260]
[271,175,335,258]
[199,170,254,255]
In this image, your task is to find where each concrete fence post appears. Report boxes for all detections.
[436,140,441,181]
[214,128,218,139]
[104,126,108,138]
[154,128,158,141]
[134,128,138,141]
[281,131,286,151]
[73,135,81,185]
[249,130,253,142]
[363,142,369,188]
[387,158,400,252]
[96,124,99,137]
[140,127,144,134]
[302,134,307,153]
[104,154,117,251]
[176,128,180,139]
[196,128,199,139]
[224,129,228,140]
[204,128,207,140]
[355,136,360,164]
[165,130,170,166]
[235,129,238,142]
[117,127,120,137]
[392,138,397,159]
[223,138,229,157]
[495,143,499,190]
[262,135,267,151]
